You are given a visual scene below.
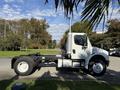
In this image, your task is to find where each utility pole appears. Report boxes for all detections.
[4,21,6,38]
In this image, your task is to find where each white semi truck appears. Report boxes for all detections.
[11,33,109,76]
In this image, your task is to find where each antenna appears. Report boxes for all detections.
[69,16,72,33]
[68,15,72,55]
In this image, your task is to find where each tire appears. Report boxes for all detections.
[13,56,35,76]
[88,59,106,76]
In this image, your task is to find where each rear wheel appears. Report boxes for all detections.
[88,59,106,76]
[13,57,36,76]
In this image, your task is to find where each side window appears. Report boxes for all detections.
[74,35,87,46]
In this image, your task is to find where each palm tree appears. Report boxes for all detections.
[45,0,120,28]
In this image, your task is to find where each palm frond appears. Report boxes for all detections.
[45,0,120,28]
[45,0,84,16]
[45,0,48,4]
[118,0,120,5]
[81,0,110,29]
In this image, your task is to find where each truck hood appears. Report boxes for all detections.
[92,47,109,55]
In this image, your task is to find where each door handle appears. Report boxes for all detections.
[82,46,87,50]
[73,49,76,54]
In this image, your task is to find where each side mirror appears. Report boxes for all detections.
[83,36,87,47]
[83,42,87,46]
[82,45,87,49]
[82,41,87,49]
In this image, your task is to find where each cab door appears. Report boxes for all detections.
[71,34,88,59]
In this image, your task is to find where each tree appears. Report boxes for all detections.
[46,0,120,28]
[48,40,57,49]
[29,18,51,49]
[0,33,22,51]
[106,19,120,48]
[71,20,92,34]
[0,18,52,50]
[6,33,22,51]
[107,19,120,33]
[89,19,120,50]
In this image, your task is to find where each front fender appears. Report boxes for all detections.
[85,53,109,69]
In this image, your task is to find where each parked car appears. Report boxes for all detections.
[115,50,120,57]
[109,49,120,57]
[109,50,116,56]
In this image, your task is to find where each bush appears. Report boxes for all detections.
[0,34,22,51]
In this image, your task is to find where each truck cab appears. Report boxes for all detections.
[58,33,109,76]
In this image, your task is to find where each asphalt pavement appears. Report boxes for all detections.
[0,56,120,83]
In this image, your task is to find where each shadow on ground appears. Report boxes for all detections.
[0,69,120,90]
[96,69,120,84]
[27,69,120,90]
[36,68,120,84]
[0,75,18,90]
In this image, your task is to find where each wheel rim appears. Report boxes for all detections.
[17,61,29,73]
[92,63,104,74]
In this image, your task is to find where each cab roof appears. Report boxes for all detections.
[68,32,86,35]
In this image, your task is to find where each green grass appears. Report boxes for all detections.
[0,79,120,90]
[0,49,61,58]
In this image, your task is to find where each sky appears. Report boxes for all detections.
[0,0,120,42]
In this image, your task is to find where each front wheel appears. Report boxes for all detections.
[88,60,106,76]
